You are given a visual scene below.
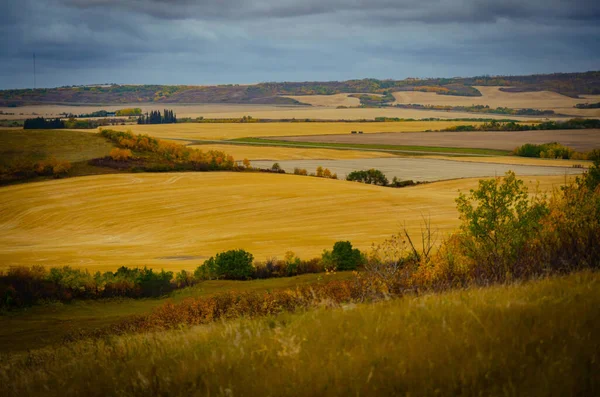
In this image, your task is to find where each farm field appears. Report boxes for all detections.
[391,86,600,117]
[276,129,600,152]
[252,157,583,182]
[188,143,396,160]
[104,120,488,141]
[284,93,362,107]
[2,271,598,397]
[423,155,593,168]
[0,103,550,121]
[0,173,573,273]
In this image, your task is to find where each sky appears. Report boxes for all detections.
[1,0,599,89]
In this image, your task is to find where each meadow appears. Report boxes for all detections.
[1,271,597,396]
[0,272,352,354]
[0,172,573,273]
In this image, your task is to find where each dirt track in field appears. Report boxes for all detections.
[275,129,600,152]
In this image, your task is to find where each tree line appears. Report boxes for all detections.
[137,109,177,124]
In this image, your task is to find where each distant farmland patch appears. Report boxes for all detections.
[274,129,600,152]
[107,121,487,141]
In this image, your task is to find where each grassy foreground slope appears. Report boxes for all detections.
[0,272,352,354]
[0,173,571,272]
[2,271,598,396]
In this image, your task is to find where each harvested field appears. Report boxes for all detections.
[284,93,361,107]
[187,144,396,160]
[392,87,600,117]
[276,129,600,152]
[423,155,593,168]
[252,158,583,182]
[105,121,487,141]
[0,103,548,121]
[0,173,571,273]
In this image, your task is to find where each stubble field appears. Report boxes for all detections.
[276,129,600,152]
[0,172,572,273]
[103,121,488,141]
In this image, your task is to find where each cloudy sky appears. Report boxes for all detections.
[1,0,599,88]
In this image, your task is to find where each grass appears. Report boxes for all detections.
[233,137,511,156]
[106,121,487,141]
[1,271,597,396]
[0,129,114,166]
[0,172,572,273]
[0,272,352,354]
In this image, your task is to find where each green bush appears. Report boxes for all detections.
[207,249,255,280]
[346,169,389,186]
[455,171,549,281]
[322,241,363,271]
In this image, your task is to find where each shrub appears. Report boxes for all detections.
[210,249,255,280]
[346,169,389,186]
[109,148,132,161]
[294,168,308,176]
[455,171,549,281]
[322,241,363,271]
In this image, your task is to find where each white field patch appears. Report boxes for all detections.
[251,157,584,182]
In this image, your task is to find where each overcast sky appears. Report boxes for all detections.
[1,0,599,89]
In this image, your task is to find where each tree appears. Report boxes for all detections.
[455,171,548,281]
[243,158,251,169]
[346,169,388,186]
[322,241,363,271]
[271,162,281,171]
[316,166,324,177]
[211,249,254,280]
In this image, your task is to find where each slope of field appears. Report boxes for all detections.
[276,129,600,152]
[0,129,114,166]
[0,173,572,273]
[106,121,486,141]
[392,87,600,117]
[0,272,352,354]
[187,144,396,160]
[2,271,597,396]
[0,104,548,121]
[252,158,583,182]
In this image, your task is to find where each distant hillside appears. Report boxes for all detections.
[1,71,598,107]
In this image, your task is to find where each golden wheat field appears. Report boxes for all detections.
[0,173,571,273]
[104,121,487,141]
[187,144,396,160]
[392,87,600,117]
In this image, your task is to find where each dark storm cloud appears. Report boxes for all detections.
[61,0,600,23]
[0,0,598,88]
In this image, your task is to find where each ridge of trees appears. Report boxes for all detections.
[2,71,598,106]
